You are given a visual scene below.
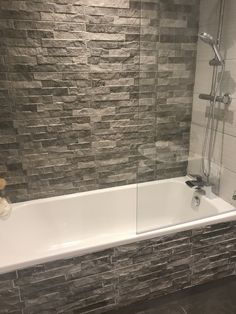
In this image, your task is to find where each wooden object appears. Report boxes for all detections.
[0,178,7,190]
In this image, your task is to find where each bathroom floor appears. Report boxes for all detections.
[106,276,236,314]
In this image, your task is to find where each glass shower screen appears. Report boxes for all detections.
[135,0,231,234]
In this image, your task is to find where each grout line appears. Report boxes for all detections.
[191,121,236,139]
[180,306,188,314]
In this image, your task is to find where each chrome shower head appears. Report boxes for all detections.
[198,32,224,65]
[199,32,215,45]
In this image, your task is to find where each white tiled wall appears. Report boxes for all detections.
[188,0,236,206]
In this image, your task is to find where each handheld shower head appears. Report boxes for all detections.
[199,32,215,45]
[199,32,224,65]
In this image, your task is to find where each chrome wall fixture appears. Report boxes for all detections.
[199,92,232,105]
[198,0,232,182]
[198,28,231,106]
[199,32,224,66]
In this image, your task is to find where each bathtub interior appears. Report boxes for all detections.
[137,177,235,234]
[0,185,137,272]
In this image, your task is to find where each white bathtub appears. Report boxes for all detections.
[0,176,235,274]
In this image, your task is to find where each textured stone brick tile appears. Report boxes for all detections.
[0,287,22,314]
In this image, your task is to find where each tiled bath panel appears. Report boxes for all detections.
[0,0,199,202]
[1,221,236,314]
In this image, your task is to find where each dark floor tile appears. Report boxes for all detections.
[135,304,186,314]
[105,276,236,314]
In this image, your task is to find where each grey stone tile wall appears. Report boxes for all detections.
[155,0,199,180]
[138,0,199,182]
[1,221,236,314]
[0,0,199,202]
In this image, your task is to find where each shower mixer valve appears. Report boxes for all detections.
[199,93,232,106]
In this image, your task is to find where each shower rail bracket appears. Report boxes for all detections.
[209,58,224,66]
[233,191,236,201]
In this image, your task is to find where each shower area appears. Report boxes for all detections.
[137,0,236,233]
[1,0,236,312]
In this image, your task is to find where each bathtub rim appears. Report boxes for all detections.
[1,207,236,274]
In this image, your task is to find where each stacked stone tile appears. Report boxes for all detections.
[0,0,199,202]
[155,0,199,180]
[0,221,236,313]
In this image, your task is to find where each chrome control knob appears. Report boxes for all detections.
[222,93,232,105]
